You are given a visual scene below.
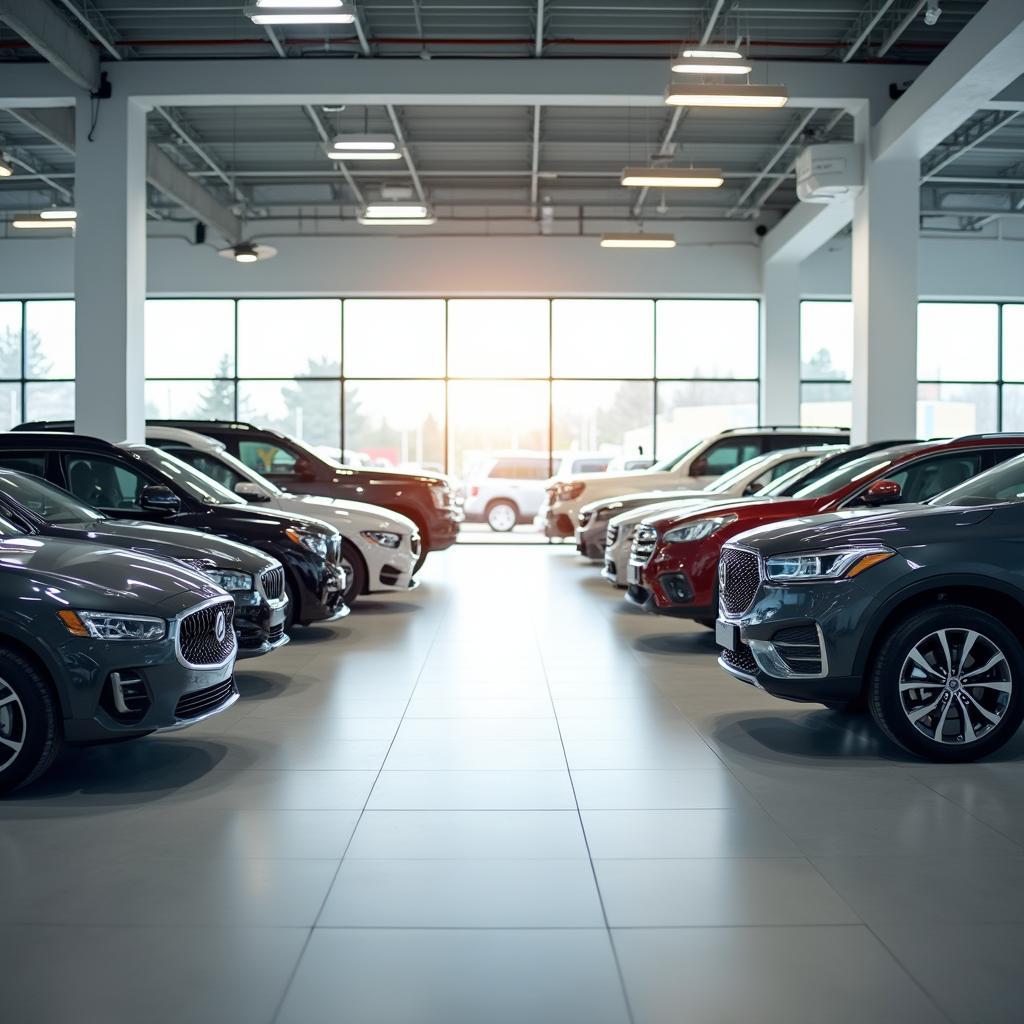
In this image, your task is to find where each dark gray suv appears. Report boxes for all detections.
[715,451,1024,762]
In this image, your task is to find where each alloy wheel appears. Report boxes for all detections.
[0,677,27,772]
[898,628,1012,745]
[487,503,517,532]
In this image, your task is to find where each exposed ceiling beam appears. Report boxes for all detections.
[529,104,541,209]
[0,149,72,201]
[54,0,120,61]
[146,142,241,243]
[3,106,74,152]
[700,0,727,45]
[386,103,427,205]
[630,107,683,219]
[262,25,287,58]
[351,2,372,57]
[920,109,1021,181]
[301,104,366,207]
[535,0,545,57]
[840,0,897,63]
[876,0,927,58]
[182,169,792,182]
[0,0,100,92]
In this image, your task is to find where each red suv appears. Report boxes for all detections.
[625,436,1024,624]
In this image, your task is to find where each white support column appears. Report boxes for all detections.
[851,155,919,444]
[74,90,148,442]
[760,260,802,427]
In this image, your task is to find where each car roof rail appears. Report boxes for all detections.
[948,432,1024,442]
[718,424,851,435]
[149,418,257,428]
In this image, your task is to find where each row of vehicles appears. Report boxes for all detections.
[563,425,1024,762]
[0,419,462,793]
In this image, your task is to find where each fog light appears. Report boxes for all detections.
[660,572,694,604]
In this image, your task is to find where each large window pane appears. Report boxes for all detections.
[801,382,852,429]
[449,380,549,480]
[655,381,758,459]
[25,300,74,379]
[25,381,73,421]
[801,301,852,380]
[552,300,653,378]
[237,299,340,378]
[238,379,340,449]
[918,303,998,382]
[553,381,654,462]
[146,379,236,420]
[656,300,758,378]
[146,300,235,378]
[344,300,445,378]
[917,382,997,437]
[344,380,444,472]
[447,300,549,378]
[0,302,21,379]
[1003,305,1024,382]
[0,383,20,431]
[1001,384,1024,430]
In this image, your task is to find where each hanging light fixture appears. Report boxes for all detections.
[620,167,724,189]
[665,83,789,108]
[600,233,676,249]
[671,54,752,74]
[246,1,355,25]
[358,203,436,225]
[0,154,13,178]
[324,133,402,161]
[679,47,745,60]
[217,241,278,263]
[11,212,76,230]
[40,208,77,220]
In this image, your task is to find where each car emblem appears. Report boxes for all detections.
[214,610,226,643]
[719,559,729,588]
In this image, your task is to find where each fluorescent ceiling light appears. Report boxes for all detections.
[665,83,789,108]
[256,1,346,7]
[358,203,436,225]
[246,3,355,24]
[40,208,77,220]
[324,134,402,160]
[620,166,724,189]
[671,56,752,74]
[12,214,76,229]
[0,156,13,178]
[325,149,402,161]
[600,233,676,249]
[681,48,744,59]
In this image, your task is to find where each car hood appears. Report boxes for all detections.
[48,519,279,573]
[643,495,782,530]
[0,534,225,611]
[276,494,417,535]
[729,502,997,556]
[611,496,729,529]
[327,466,449,489]
[583,489,708,516]
[212,503,341,539]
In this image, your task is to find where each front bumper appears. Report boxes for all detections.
[425,507,462,552]
[537,504,575,538]
[232,590,289,659]
[574,524,607,560]
[299,562,349,624]
[366,534,419,593]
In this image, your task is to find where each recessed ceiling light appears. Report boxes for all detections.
[665,83,789,108]
[620,167,724,189]
[358,203,436,225]
[600,233,676,249]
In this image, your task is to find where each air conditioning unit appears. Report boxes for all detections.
[796,143,863,204]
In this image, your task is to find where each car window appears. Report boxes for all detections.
[572,459,610,474]
[65,455,149,511]
[489,458,549,480]
[701,440,761,474]
[846,451,986,506]
[0,453,47,479]
[239,440,298,476]
[165,448,244,491]
[792,447,920,500]
[931,452,1024,505]
[0,470,102,525]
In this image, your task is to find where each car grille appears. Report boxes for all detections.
[327,534,341,564]
[772,625,824,674]
[578,510,593,528]
[721,645,758,677]
[175,678,237,720]
[606,523,620,547]
[630,525,657,566]
[266,622,285,646]
[410,534,421,558]
[719,547,761,616]
[178,599,236,666]
[260,566,285,601]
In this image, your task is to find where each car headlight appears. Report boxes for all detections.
[551,481,585,502]
[204,569,254,592]
[663,514,737,544]
[58,610,167,641]
[285,527,328,560]
[764,547,895,582]
[362,530,401,548]
[429,485,448,509]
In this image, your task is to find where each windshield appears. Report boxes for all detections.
[791,448,916,500]
[652,441,702,473]
[755,457,825,497]
[702,454,771,494]
[0,470,103,526]
[287,434,344,471]
[930,454,1024,506]
[131,446,246,506]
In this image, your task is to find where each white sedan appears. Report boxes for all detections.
[146,426,420,607]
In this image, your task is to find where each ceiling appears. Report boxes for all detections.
[0,1,1020,237]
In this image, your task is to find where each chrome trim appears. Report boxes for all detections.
[717,654,763,690]
[717,543,764,620]
[171,595,239,671]
[164,686,239,731]
[748,623,830,680]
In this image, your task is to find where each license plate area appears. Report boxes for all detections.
[716,619,741,652]
[627,563,642,585]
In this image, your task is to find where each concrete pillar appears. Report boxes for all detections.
[74,89,147,442]
[760,259,802,426]
[851,155,919,443]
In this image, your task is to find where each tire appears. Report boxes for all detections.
[868,604,1024,762]
[486,499,519,533]
[0,647,62,795]
[283,579,298,632]
[339,540,367,608]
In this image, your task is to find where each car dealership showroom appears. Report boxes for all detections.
[3,0,1024,1021]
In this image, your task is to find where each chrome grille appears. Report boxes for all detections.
[175,678,237,720]
[772,625,823,674]
[260,566,285,601]
[578,510,592,528]
[721,646,758,677]
[719,547,761,616]
[606,523,620,548]
[327,534,341,564]
[178,599,236,666]
[630,525,657,566]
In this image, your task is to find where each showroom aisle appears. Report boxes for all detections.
[3,545,1024,1023]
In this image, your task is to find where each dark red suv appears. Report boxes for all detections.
[625,436,1024,624]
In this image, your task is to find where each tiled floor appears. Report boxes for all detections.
[3,544,1024,1023]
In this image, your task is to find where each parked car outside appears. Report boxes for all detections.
[575,446,838,559]
[463,451,612,532]
[0,468,288,659]
[537,426,850,539]
[0,434,347,630]
[18,420,461,568]
[0,524,239,793]
[146,426,420,607]
[627,435,1024,625]
[715,450,1024,761]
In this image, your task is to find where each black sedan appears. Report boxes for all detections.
[0,433,348,630]
[0,468,289,658]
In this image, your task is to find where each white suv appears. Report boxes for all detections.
[537,426,849,539]
[464,451,611,531]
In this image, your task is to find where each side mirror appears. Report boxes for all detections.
[139,484,181,514]
[862,479,902,507]
[235,481,270,502]
[691,457,709,476]
[293,457,316,482]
